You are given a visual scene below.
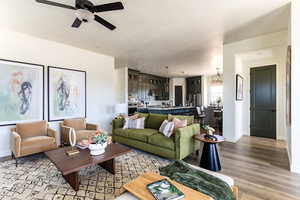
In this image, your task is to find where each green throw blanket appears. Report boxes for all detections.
[159,160,233,200]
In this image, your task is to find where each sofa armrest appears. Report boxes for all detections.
[86,123,98,130]
[47,128,58,147]
[61,125,72,145]
[112,118,124,132]
[11,131,21,157]
[175,124,200,160]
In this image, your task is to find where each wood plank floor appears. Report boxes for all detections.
[185,136,300,200]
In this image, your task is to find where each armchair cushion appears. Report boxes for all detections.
[16,120,47,138]
[75,130,96,142]
[64,118,86,130]
[86,123,98,130]
[21,136,56,156]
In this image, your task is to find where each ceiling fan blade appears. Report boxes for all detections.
[72,18,82,28]
[36,0,76,10]
[93,2,124,12]
[94,15,116,30]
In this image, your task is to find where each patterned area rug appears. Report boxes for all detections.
[0,150,170,200]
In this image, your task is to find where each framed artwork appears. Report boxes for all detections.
[286,45,291,125]
[0,59,44,126]
[236,74,244,101]
[48,66,86,122]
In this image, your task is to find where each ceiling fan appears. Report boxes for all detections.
[36,0,124,30]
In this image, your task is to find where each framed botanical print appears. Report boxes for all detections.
[236,74,244,101]
[48,66,86,122]
[0,59,44,126]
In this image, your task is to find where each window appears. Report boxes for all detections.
[210,85,223,105]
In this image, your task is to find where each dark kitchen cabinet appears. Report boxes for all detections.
[186,76,202,106]
[128,69,169,101]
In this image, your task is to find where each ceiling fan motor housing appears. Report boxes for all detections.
[75,9,93,22]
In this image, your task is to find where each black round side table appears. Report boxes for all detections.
[194,134,224,172]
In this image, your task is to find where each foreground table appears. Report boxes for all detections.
[45,144,131,191]
[123,172,213,200]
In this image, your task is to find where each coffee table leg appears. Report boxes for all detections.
[63,172,80,191]
[99,158,115,175]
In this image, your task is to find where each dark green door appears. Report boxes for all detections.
[250,65,276,139]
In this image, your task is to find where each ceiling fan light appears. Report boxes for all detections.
[75,9,92,22]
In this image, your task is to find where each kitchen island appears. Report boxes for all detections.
[137,106,196,116]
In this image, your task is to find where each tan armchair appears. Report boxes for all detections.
[60,118,98,145]
[11,120,58,167]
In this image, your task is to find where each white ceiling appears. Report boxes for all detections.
[0,0,291,77]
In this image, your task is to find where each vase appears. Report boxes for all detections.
[88,142,107,156]
[208,130,214,135]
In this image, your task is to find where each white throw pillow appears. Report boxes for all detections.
[159,120,175,137]
[123,117,145,129]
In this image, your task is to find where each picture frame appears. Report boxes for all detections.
[0,59,44,126]
[236,74,244,101]
[48,66,86,122]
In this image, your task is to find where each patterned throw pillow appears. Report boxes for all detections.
[173,118,188,129]
[159,120,175,137]
[123,117,145,129]
[172,118,188,135]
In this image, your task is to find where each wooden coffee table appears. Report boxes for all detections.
[45,143,131,191]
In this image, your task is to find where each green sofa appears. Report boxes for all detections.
[112,113,200,160]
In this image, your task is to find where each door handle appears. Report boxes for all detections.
[272,110,276,112]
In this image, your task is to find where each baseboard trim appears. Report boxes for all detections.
[290,164,300,174]
[0,150,11,158]
[0,155,12,162]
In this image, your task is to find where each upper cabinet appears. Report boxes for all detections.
[128,69,169,101]
[186,76,202,106]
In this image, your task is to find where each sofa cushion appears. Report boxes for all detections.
[148,133,175,150]
[146,113,168,129]
[168,114,194,126]
[64,118,86,130]
[16,120,47,138]
[127,129,159,142]
[114,128,130,137]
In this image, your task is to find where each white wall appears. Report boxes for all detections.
[290,1,300,173]
[115,67,128,104]
[236,46,287,140]
[0,28,116,157]
[223,30,288,142]
[169,78,186,106]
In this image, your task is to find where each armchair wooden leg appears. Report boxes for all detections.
[11,152,18,167]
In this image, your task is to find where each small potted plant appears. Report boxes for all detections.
[202,125,215,135]
[88,130,108,156]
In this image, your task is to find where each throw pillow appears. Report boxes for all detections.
[159,120,175,137]
[173,118,188,129]
[172,118,188,135]
[123,117,145,129]
[168,114,194,125]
